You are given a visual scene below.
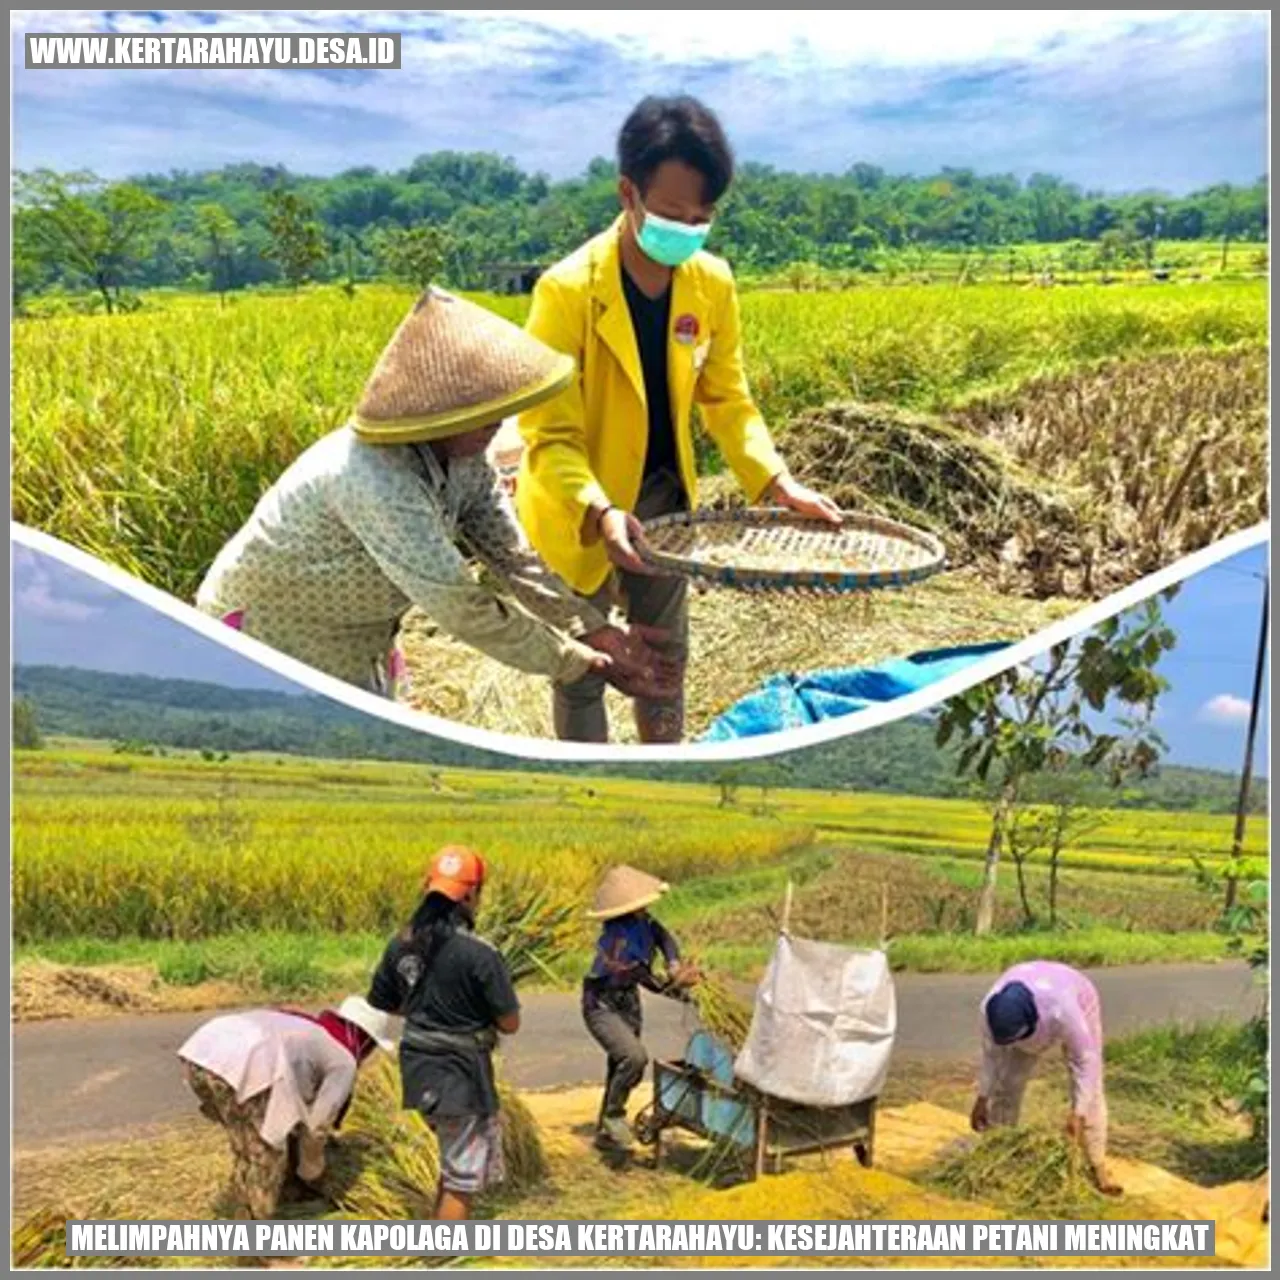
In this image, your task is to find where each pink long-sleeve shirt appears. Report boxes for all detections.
[977,961,1105,1115]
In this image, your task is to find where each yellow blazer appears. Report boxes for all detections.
[515,219,786,596]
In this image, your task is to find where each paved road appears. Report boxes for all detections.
[14,963,1258,1150]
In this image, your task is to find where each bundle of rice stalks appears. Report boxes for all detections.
[689,974,754,1052]
[337,1057,440,1221]
[784,401,1080,597]
[478,871,585,986]
[336,1061,547,1221]
[497,1079,550,1191]
[927,1127,1112,1220]
[12,1207,161,1269]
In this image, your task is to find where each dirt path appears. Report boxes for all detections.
[14,962,1256,1151]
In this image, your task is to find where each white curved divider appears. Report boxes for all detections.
[11,519,1270,765]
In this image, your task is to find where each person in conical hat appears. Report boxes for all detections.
[581,864,700,1151]
[196,287,677,706]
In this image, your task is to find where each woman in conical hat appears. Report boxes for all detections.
[581,864,699,1152]
[197,288,675,704]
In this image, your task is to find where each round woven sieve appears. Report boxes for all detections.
[637,507,946,593]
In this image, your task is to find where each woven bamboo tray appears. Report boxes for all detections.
[637,507,946,594]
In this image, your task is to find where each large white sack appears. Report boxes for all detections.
[734,934,896,1107]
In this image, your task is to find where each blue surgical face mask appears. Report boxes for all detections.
[634,199,712,267]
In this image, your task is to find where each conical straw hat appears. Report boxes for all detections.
[352,286,574,445]
[587,865,670,920]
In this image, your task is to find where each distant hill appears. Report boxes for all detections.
[12,665,1265,814]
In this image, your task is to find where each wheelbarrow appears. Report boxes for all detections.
[634,1029,876,1180]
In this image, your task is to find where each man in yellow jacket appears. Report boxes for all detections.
[517,95,840,743]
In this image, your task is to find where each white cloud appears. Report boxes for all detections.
[10,9,1267,189]
[15,573,101,623]
[1199,694,1253,725]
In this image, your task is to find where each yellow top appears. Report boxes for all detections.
[515,219,787,595]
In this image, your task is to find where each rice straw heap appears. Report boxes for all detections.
[928,1127,1113,1220]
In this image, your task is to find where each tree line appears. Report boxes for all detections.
[12,154,1269,310]
[13,665,1264,815]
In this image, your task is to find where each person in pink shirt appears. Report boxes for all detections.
[969,960,1122,1195]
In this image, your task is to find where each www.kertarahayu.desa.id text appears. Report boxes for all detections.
[24,33,401,69]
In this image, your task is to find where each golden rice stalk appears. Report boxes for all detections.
[12,1207,161,1269]
[689,973,754,1053]
[928,1127,1110,1220]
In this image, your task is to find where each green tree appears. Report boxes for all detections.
[14,169,166,313]
[936,599,1175,935]
[377,223,449,289]
[261,188,326,289]
[195,202,238,298]
[11,209,46,310]
[13,698,43,750]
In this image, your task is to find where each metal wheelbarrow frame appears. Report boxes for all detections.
[637,1051,876,1180]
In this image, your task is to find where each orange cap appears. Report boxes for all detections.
[424,845,486,902]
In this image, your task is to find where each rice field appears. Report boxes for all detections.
[12,748,811,944]
[11,279,1266,602]
[12,745,1261,957]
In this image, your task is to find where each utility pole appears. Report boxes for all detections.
[1225,575,1269,911]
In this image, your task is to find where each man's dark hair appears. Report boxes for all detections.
[617,96,734,203]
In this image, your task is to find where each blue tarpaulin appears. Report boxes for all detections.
[698,641,1014,742]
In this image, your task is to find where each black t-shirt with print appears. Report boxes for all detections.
[621,266,680,484]
[369,927,519,1118]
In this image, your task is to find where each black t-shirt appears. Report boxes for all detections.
[621,267,679,483]
[369,927,519,1118]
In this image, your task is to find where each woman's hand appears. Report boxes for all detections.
[969,1096,990,1133]
[581,624,681,700]
[670,960,703,989]
[768,473,843,525]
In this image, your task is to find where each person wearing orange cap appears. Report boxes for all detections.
[367,846,519,1220]
[196,287,675,709]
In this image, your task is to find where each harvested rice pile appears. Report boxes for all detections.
[12,961,160,1021]
[783,402,1080,598]
[952,347,1268,592]
[689,975,754,1052]
[784,348,1268,600]
[927,1127,1114,1220]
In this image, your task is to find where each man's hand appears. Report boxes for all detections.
[597,506,655,574]
[1063,1113,1083,1143]
[970,1096,990,1133]
[768,473,843,525]
[582,624,681,701]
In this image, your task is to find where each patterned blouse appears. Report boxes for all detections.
[196,425,606,694]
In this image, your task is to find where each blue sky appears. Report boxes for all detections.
[11,540,1270,776]
[12,542,300,693]
[10,10,1269,191]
